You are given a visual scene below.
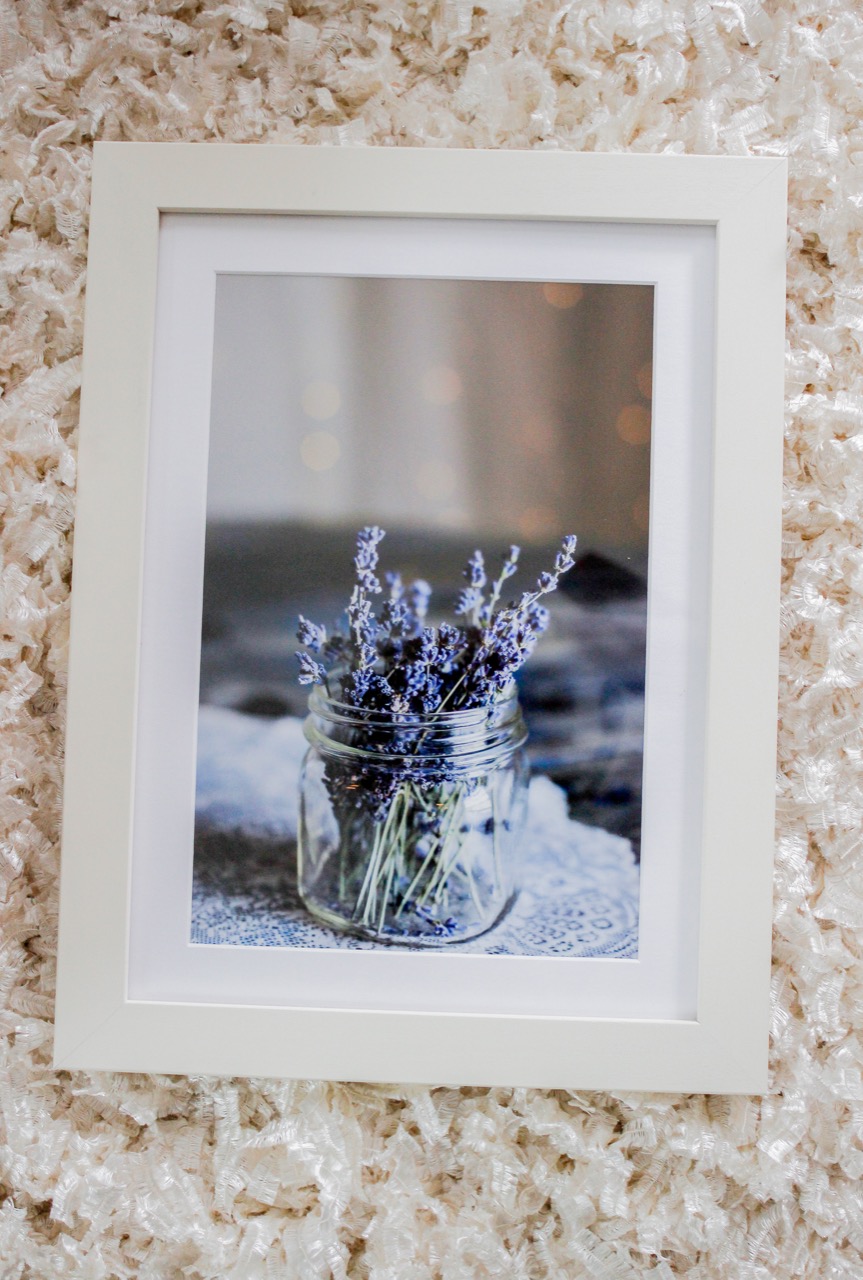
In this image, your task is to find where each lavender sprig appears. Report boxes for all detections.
[296,651,327,686]
[294,527,577,718]
[348,526,385,646]
[297,615,326,653]
[437,533,577,711]
[342,526,385,705]
[406,579,431,633]
[462,550,486,627]
[479,545,520,626]
[353,524,385,595]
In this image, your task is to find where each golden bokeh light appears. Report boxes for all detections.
[300,429,341,472]
[301,381,341,420]
[518,506,560,541]
[416,458,457,501]
[542,282,584,310]
[636,361,653,401]
[615,403,651,446]
[420,364,463,406]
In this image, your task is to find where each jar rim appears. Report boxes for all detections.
[304,681,527,766]
[307,681,520,727]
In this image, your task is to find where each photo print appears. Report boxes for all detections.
[191,274,653,959]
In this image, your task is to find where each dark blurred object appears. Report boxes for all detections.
[235,692,292,719]
[563,551,647,605]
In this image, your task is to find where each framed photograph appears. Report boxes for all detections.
[55,144,786,1091]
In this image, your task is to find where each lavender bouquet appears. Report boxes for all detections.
[295,527,577,944]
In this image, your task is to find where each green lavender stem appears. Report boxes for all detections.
[354,788,403,922]
[399,783,463,916]
[414,789,466,909]
[372,788,411,928]
[337,771,506,937]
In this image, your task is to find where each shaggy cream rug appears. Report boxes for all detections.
[1,1,861,1276]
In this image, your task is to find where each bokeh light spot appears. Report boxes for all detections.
[518,506,560,541]
[615,403,651,446]
[420,365,463,406]
[300,429,341,472]
[542,282,584,310]
[302,381,341,420]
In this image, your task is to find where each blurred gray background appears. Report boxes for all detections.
[207,275,653,552]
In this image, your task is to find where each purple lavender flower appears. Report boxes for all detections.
[296,651,326,686]
[358,641,377,668]
[294,526,576,719]
[417,627,437,664]
[454,586,482,618]
[380,598,411,638]
[347,589,375,655]
[527,603,550,634]
[399,583,430,637]
[390,657,438,715]
[342,666,374,706]
[343,668,394,711]
[458,550,487,624]
[501,545,520,580]
[464,549,486,589]
[406,579,431,630]
[513,533,579,613]
[297,615,326,653]
[353,525,385,594]
[419,675,443,713]
[436,622,463,670]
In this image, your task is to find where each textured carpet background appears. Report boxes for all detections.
[1,1,861,1276]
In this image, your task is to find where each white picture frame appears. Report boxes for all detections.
[55,143,786,1091]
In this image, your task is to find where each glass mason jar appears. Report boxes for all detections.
[297,687,529,946]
